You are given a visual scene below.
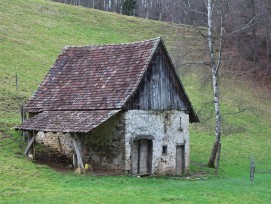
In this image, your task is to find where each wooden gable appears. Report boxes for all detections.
[124,41,198,122]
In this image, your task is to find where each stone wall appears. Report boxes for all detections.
[124,110,189,175]
[35,110,190,175]
[35,112,126,172]
[36,131,74,157]
[82,113,125,171]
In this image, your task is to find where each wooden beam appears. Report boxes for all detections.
[24,137,35,156]
[71,134,86,174]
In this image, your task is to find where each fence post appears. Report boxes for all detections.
[250,157,255,182]
[15,72,18,91]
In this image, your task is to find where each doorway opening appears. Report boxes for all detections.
[176,144,185,175]
[131,138,153,175]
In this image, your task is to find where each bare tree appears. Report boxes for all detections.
[179,0,229,173]
[178,0,268,174]
[205,0,225,173]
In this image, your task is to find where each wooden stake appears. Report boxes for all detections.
[250,157,255,182]
[15,72,18,91]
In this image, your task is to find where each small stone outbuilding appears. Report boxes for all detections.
[17,37,199,176]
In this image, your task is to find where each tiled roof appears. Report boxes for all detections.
[16,110,120,133]
[17,37,198,133]
[25,38,160,112]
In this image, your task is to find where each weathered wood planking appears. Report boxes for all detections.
[124,44,188,111]
[24,137,35,156]
[176,145,185,175]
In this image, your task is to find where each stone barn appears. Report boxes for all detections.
[16,37,199,176]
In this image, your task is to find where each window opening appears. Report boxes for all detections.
[162,145,168,155]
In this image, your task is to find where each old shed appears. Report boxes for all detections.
[16,37,199,175]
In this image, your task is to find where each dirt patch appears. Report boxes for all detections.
[34,148,123,175]
[34,148,73,172]
[89,166,124,176]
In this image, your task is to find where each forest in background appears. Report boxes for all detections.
[52,0,271,91]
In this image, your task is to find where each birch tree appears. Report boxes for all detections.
[205,0,224,173]
[180,0,226,173]
[178,0,260,174]
[179,0,226,173]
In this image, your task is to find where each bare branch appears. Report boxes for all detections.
[224,15,258,37]
[179,1,207,16]
[215,8,225,74]
[211,0,217,14]
[179,5,207,40]
[205,105,248,122]
[187,0,191,8]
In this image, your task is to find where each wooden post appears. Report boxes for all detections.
[20,104,27,138]
[71,133,86,174]
[15,72,18,91]
[250,157,255,182]
[24,131,35,159]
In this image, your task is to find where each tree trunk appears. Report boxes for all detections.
[215,142,221,175]
[206,0,222,169]
[207,141,218,168]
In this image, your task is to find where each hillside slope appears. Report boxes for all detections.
[0,0,270,203]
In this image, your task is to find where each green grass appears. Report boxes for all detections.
[0,0,271,203]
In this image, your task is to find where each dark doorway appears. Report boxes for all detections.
[131,138,153,175]
[176,144,185,175]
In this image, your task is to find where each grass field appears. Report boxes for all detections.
[0,0,271,203]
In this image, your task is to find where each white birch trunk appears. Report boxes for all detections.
[207,0,222,170]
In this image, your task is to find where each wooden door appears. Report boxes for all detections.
[176,145,185,175]
[131,139,152,175]
[138,139,149,174]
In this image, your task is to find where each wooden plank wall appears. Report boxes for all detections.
[124,44,188,111]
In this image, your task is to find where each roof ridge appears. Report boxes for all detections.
[62,37,161,50]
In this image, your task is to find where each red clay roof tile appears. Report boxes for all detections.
[16,110,120,133]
